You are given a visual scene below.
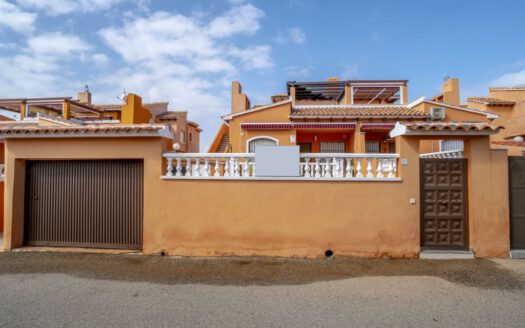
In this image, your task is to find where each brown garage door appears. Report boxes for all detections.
[24,160,143,249]
[420,158,468,250]
[509,157,525,249]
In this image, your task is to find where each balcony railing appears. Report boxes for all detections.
[162,153,400,181]
[419,149,464,159]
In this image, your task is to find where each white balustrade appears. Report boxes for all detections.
[162,153,399,180]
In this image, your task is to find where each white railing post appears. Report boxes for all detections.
[214,158,220,177]
[315,158,321,178]
[193,158,201,177]
[376,159,384,178]
[366,158,373,178]
[176,158,182,176]
[166,158,173,177]
[304,158,311,178]
[203,158,210,177]
[345,158,352,178]
[185,158,191,177]
[233,158,240,177]
[324,159,331,178]
[224,158,230,177]
[356,158,363,178]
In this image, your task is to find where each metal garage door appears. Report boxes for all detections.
[509,157,525,249]
[24,160,143,249]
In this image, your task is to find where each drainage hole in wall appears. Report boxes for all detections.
[160,251,166,256]
[325,250,334,258]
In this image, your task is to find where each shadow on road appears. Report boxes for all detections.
[0,252,522,289]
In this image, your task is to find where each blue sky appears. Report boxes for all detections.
[1,0,525,149]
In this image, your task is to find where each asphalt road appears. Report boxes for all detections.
[0,252,523,328]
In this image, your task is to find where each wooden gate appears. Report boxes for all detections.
[509,157,525,249]
[24,160,143,249]
[420,158,468,250]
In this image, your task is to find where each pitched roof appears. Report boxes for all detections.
[290,105,427,118]
[155,111,187,120]
[467,97,515,106]
[0,124,172,139]
[390,122,502,137]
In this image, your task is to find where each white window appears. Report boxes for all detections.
[365,141,380,153]
[440,140,464,151]
[247,137,277,153]
[180,131,185,143]
[320,141,345,153]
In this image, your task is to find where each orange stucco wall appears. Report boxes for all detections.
[2,135,510,258]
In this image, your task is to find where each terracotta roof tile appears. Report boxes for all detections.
[403,122,502,132]
[0,124,168,137]
[291,105,427,118]
[467,97,515,106]
[155,111,187,120]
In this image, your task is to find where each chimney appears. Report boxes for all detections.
[231,81,250,114]
[271,94,288,103]
[441,78,460,106]
[77,85,92,105]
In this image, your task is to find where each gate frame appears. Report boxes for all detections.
[419,158,469,251]
[509,156,525,250]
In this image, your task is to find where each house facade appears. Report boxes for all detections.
[209,78,495,155]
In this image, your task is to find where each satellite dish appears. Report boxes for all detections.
[117,89,128,102]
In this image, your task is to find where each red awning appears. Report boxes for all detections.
[360,123,395,131]
[241,122,355,130]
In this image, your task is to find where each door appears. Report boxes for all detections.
[509,157,525,249]
[24,160,143,249]
[420,159,468,250]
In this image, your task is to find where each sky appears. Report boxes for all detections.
[1,0,525,149]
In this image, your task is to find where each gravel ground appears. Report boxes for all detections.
[0,251,523,328]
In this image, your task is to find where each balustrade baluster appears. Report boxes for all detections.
[243,159,250,177]
[203,158,210,177]
[356,158,363,178]
[376,159,384,178]
[234,158,240,177]
[185,158,191,177]
[214,158,220,177]
[324,159,331,178]
[345,158,352,177]
[224,158,230,177]
[366,158,373,178]
[176,158,182,176]
[194,158,201,177]
[166,158,173,177]
[315,158,321,178]
[304,158,311,178]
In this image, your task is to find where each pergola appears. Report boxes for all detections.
[0,97,105,120]
[287,80,407,104]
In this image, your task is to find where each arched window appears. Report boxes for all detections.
[247,136,278,153]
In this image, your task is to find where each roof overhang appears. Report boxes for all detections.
[408,97,499,119]
[390,122,502,138]
[0,124,173,140]
[222,99,292,121]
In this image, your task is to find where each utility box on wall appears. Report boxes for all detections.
[255,146,300,177]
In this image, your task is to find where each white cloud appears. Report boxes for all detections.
[208,4,264,37]
[229,45,274,70]
[0,0,36,34]
[27,32,91,55]
[0,32,92,97]
[288,27,305,44]
[98,4,272,149]
[273,27,306,45]
[491,69,525,87]
[91,53,109,67]
[15,0,125,15]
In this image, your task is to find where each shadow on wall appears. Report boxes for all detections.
[0,252,522,290]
